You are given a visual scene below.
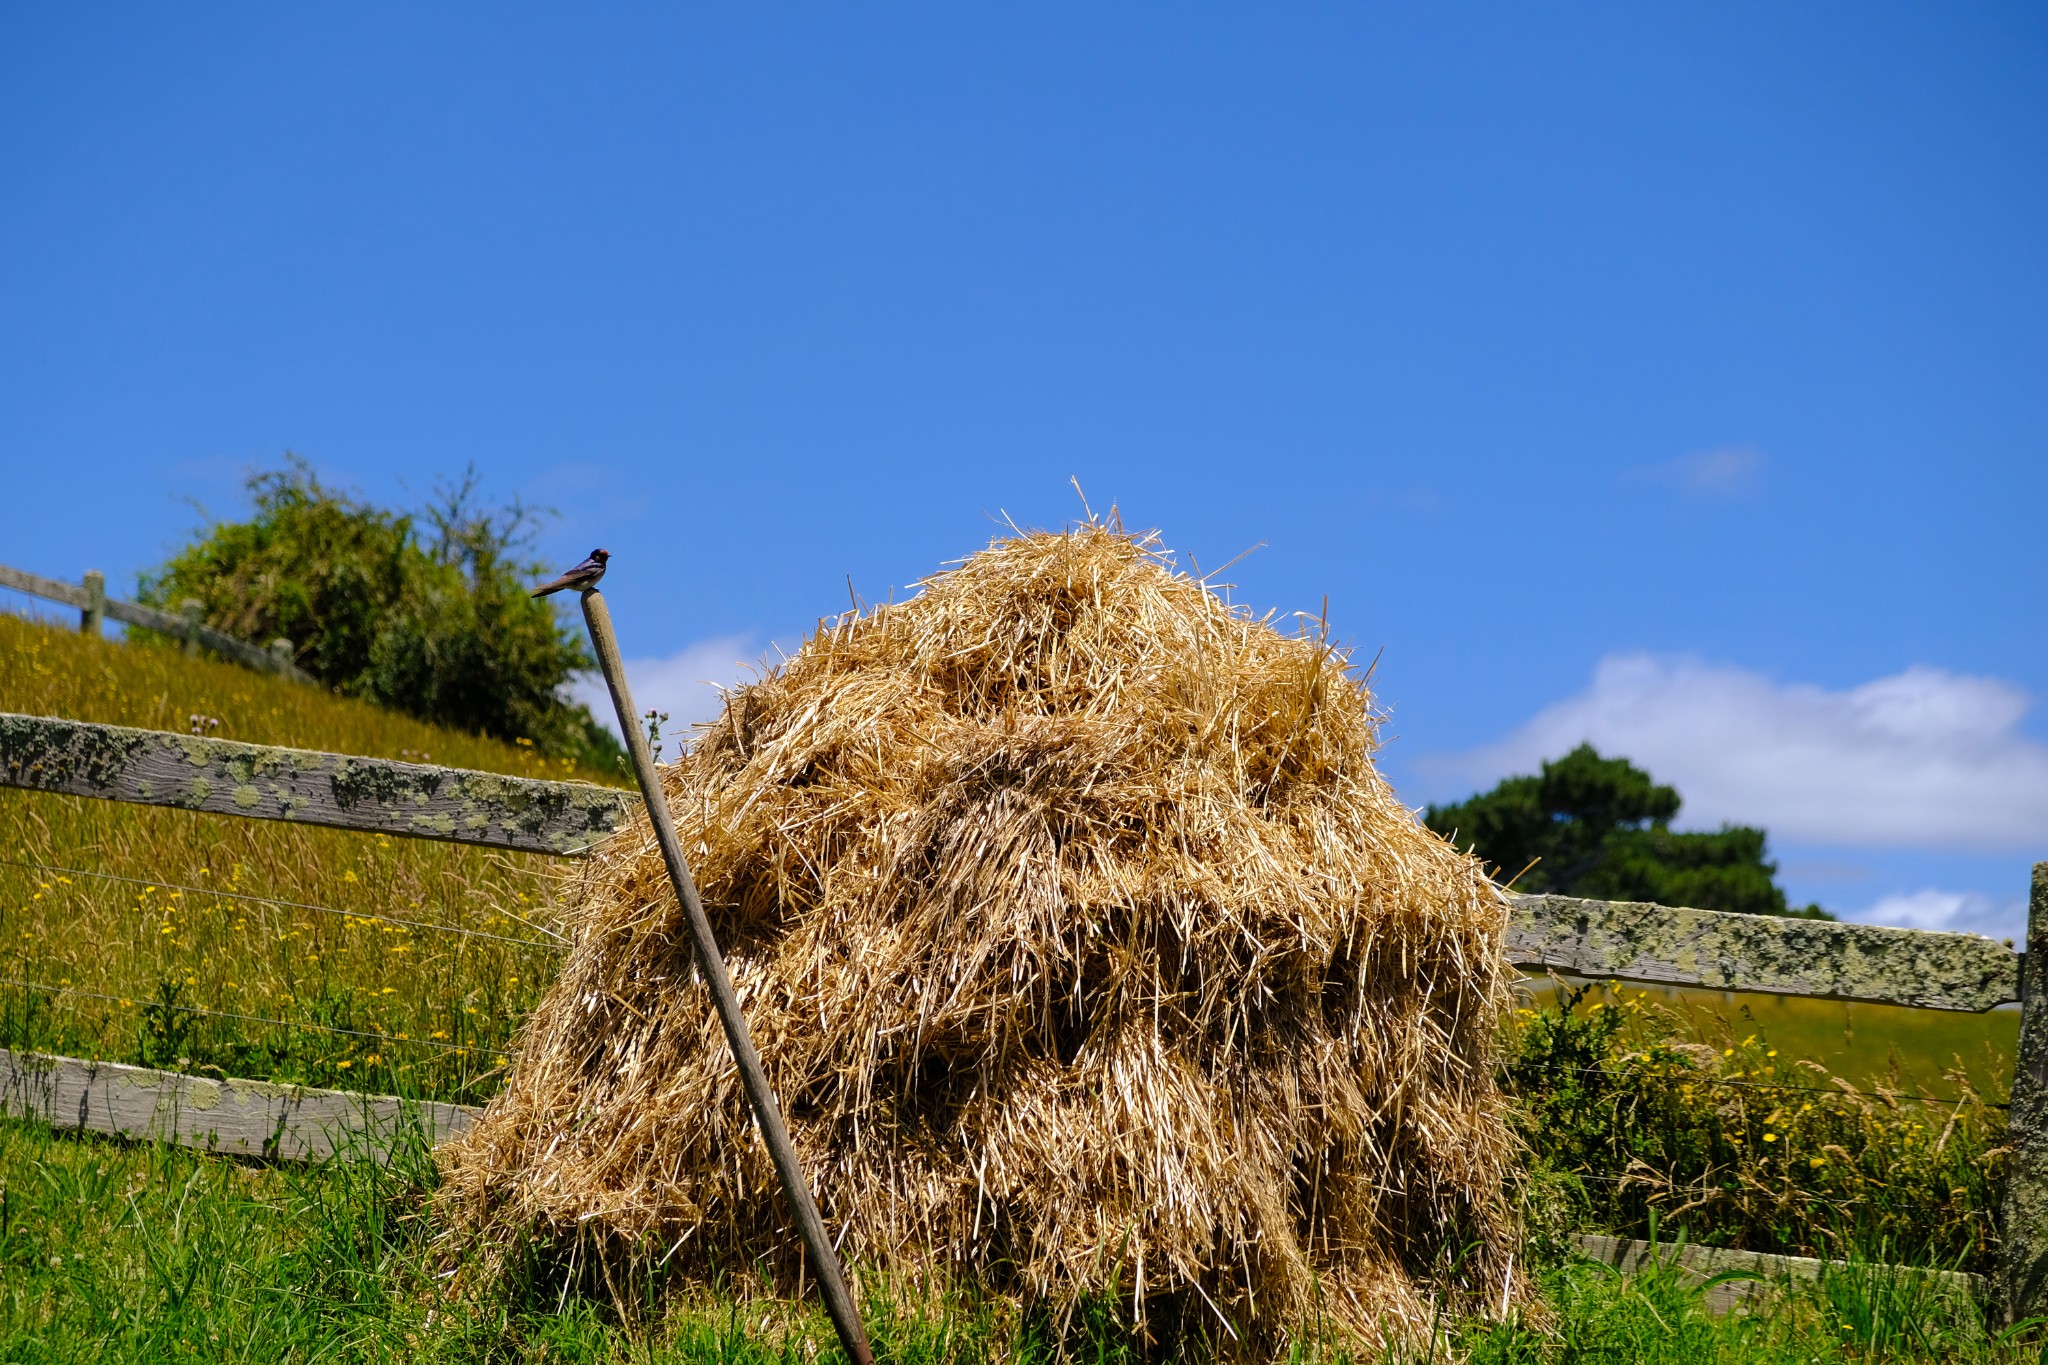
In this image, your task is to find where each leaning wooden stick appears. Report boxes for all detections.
[576,584,874,1365]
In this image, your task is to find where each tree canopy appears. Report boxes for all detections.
[1423,743,1830,918]
[141,459,620,769]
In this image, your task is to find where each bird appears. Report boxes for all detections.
[531,548,610,598]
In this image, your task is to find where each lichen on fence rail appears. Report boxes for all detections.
[0,712,635,855]
[1507,892,2022,1013]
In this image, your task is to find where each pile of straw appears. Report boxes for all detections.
[436,524,1521,1351]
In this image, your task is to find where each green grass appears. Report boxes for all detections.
[1524,978,2021,1103]
[1,1114,2037,1364]
[1450,1243,2041,1365]
[0,1112,1082,1364]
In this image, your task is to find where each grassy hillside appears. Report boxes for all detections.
[0,608,621,774]
[0,610,619,1102]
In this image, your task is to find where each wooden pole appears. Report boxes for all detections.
[576,587,873,1365]
[1999,861,2048,1324]
[179,599,204,656]
[80,571,104,637]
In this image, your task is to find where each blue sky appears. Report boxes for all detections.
[3,4,2044,934]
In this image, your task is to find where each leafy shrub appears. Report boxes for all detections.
[139,458,620,766]
[1504,984,2006,1273]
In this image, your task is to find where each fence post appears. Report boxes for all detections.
[267,639,294,675]
[80,571,104,637]
[1999,862,2048,1324]
[179,600,204,656]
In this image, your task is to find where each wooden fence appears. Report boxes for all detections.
[2,709,2041,1320]
[0,563,315,684]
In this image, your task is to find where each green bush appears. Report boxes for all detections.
[139,459,621,767]
[1504,984,2006,1273]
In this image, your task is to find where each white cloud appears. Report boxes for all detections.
[1419,654,2048,851]
[1636,444,1763,495]
[566,635,757,761]
[1854,888,2022,939]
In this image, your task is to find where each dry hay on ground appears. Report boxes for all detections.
[435,522,1523,1354]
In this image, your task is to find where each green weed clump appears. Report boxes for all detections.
[0,610,615,1102]
[1505,984,2007,1274]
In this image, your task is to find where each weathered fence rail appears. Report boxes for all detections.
[0,562,315,684]
[0,712,633,855]
[1506,892,2020,1012]
[1,710,2041,1319]
[0,1048,474,1163]
[1576,1233,1985,1316]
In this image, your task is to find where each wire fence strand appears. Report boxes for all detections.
[0,976,511,1059]
[0,855,562,949]
[1525,1062,2009,1109]
[1557,1169,1889,1209]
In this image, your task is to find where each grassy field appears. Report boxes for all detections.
[1522,978,2020,1102]
[0,611,618,1102]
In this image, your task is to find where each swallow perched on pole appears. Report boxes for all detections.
[531,548,610,598]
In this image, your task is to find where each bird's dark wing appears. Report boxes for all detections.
[531,553,607,598]
[530,572,579,598]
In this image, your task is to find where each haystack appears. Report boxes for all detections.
[436,523,1522,1351]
